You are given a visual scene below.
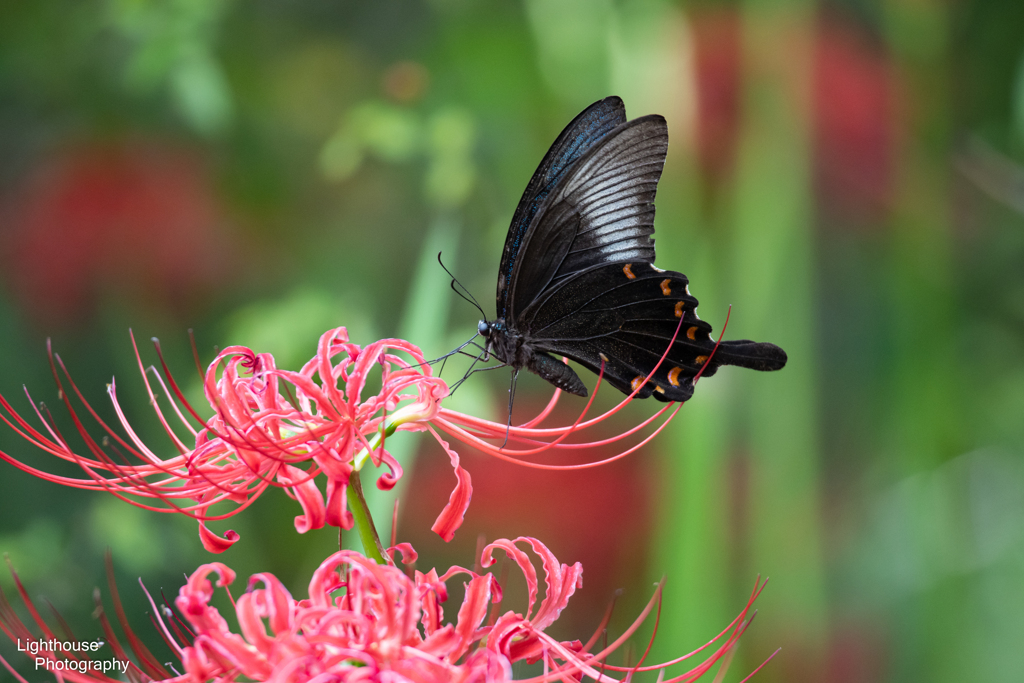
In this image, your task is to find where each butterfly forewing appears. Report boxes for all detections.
[554,118,666,272]
[507,116,668,321]
[497,97,626,320]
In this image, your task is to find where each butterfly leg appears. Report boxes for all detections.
[502,369,520,448]
[413,331,480,372]
[448,344,490,375]
[447,360,507,395]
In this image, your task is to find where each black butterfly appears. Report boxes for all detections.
[473,96,786,404]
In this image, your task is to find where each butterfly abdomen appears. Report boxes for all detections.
[526,352,588,397]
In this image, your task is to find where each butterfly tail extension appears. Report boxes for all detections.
[712,340,788,372]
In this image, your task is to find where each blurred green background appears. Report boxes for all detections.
[2,0,1024,681]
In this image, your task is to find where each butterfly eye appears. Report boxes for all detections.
[477,321,489,335]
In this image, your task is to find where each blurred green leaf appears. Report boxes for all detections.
[732,4,827,672]
[428,106,475,156]
[0,519,64,586]
[525,0,612,104]
[1013,49,1024,145]
[358,215,464,549]
[106,0,233,135]
[859,449,1024,595]
[89,498,164,575]
[321,101,421,179]
[171,49,232,135]
[425,107,477,207]
[320,126,365,180]
[355,101,422,161]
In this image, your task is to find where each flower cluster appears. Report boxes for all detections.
[0,328,680,551]
[0,326,775,682]
[1,538,766,683]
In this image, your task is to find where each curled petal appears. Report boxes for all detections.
[306,551,352,609]
[277,464,326,534]
[482,539,539,620]
[427,428,472,542]
[415,568,448,635]
[487,611,532,659]
[198,522,240,553]
[386,542,418,565]
[238,573,295,647]
[516,536,583,630]
[324,477,354,530]
[178,563,235,611]
[372,447,403,491]
[449,573,497,662]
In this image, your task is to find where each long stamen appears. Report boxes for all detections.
[0,319,704,549]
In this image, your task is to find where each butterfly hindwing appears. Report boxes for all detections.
[497,97,627,320]
[523,262,715,402]
[507,115,668,321]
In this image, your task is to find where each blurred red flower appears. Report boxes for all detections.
[690,8,896,221]
[1,142,234,327]
[692,9,742,186]
[813,15,896,224]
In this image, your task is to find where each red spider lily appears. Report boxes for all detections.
[0,142,235,329]
[0,326,694,552]
[1,538,772,683]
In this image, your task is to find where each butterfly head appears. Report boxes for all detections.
[477,319,516,365]
[476,319,494,359]
[477,319,507,337]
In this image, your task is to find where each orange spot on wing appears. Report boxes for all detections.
[674,301,685,318]
[695,355,709,365]
[660,279,672,295]
[667,367,682,387]
[623,263,636,279]
[686,326,697,340]
[630,375,644,391]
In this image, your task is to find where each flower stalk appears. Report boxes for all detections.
[346,466,387,564]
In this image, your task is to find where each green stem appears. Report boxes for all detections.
[353,420,399,470]
[346,467,387,564]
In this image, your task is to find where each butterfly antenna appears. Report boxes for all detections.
[501,369,520,448]
[437,252,487,318]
